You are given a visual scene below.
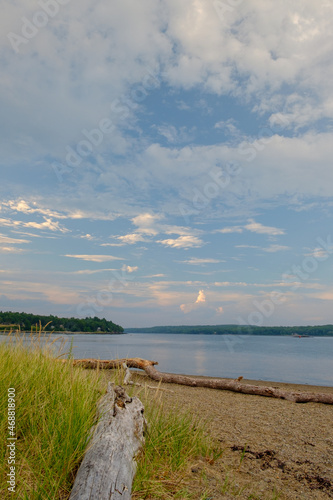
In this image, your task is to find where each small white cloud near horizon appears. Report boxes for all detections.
[180,289,206,313]
[195,290,206,304]
[122,265,138,273]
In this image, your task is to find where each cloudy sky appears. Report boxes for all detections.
[1,0,333,328]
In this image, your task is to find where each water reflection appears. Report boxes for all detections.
[194,340,206,375]
[0,333,332,386]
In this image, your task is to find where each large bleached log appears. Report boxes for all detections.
[69,382,145,500]
[71,357,333,405]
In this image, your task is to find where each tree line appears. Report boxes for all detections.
[0,311,124,333]
[126,324,333,336]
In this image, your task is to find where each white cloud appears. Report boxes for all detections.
[2,1,333,327]
[0,216,68,233]
[101,243,125,247]
[72,268,118,275]
[115,214,203,249]
[144,273,166,278]
[0,233,30,245]
[181,258,222,265]
[214,119,240,138]
[263,244,290,253]
[64,254,124,263]
[123,265,138,273]
[158,235,203,249]
[195,289,206,304]
[180,288,206,313]
[0,246,25,254]
[25,218,68,232]
[3,199,66,219]
[216,226,244,234]
[244,219,285,236]
[80,234,94,240]
[235,245,259,249]
[214,282,248,287]
[118,233,147,244]
[307,247,333,260]
[235,244,290,252]
[155,124,195,144]
[2,0,333,170]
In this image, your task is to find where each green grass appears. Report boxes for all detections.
[0,334,222,499]
[0,334,282,499]
[0,332,102,499]
[132,387,223,499]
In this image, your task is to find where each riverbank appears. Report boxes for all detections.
[127,372,333,499]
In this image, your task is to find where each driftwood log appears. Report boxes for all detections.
[121,362,174,393]
[69,382,146,500]
[71,357,333,405]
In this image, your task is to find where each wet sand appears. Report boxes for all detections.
[132,372,333,499]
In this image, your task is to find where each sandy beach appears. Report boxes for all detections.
[130,372,333,499]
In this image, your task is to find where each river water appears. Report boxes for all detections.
[6,332,330,387]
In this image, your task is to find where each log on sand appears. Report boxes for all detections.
[69,382,146,500]
[72,357,333,405]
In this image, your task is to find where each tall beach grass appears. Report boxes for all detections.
[0,332,102,499]
[1,332,222,499]
[132,387,223,499]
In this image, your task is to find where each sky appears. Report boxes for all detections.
[1,0,333,328]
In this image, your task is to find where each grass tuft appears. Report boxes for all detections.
[1,333,224,499]
[132,388,222,499]
[0,332,102,499]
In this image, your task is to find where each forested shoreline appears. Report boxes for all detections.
[126,324,333,336]
[2,311,333,336]
[0,311,124,333]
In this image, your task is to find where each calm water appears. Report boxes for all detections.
[4,333,331,387]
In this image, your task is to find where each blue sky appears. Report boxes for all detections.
[1,0,333,328]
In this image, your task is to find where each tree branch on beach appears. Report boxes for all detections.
[70,357,333,405]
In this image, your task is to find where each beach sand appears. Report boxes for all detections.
[131,372,333,499]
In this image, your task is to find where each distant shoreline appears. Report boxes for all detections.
[125,324,333,336]
[125,331,333,336]
[0,331,125,335]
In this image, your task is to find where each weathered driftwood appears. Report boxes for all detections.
[69,383,146,500]
[122,362,174,393]
[71,357,333,405]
